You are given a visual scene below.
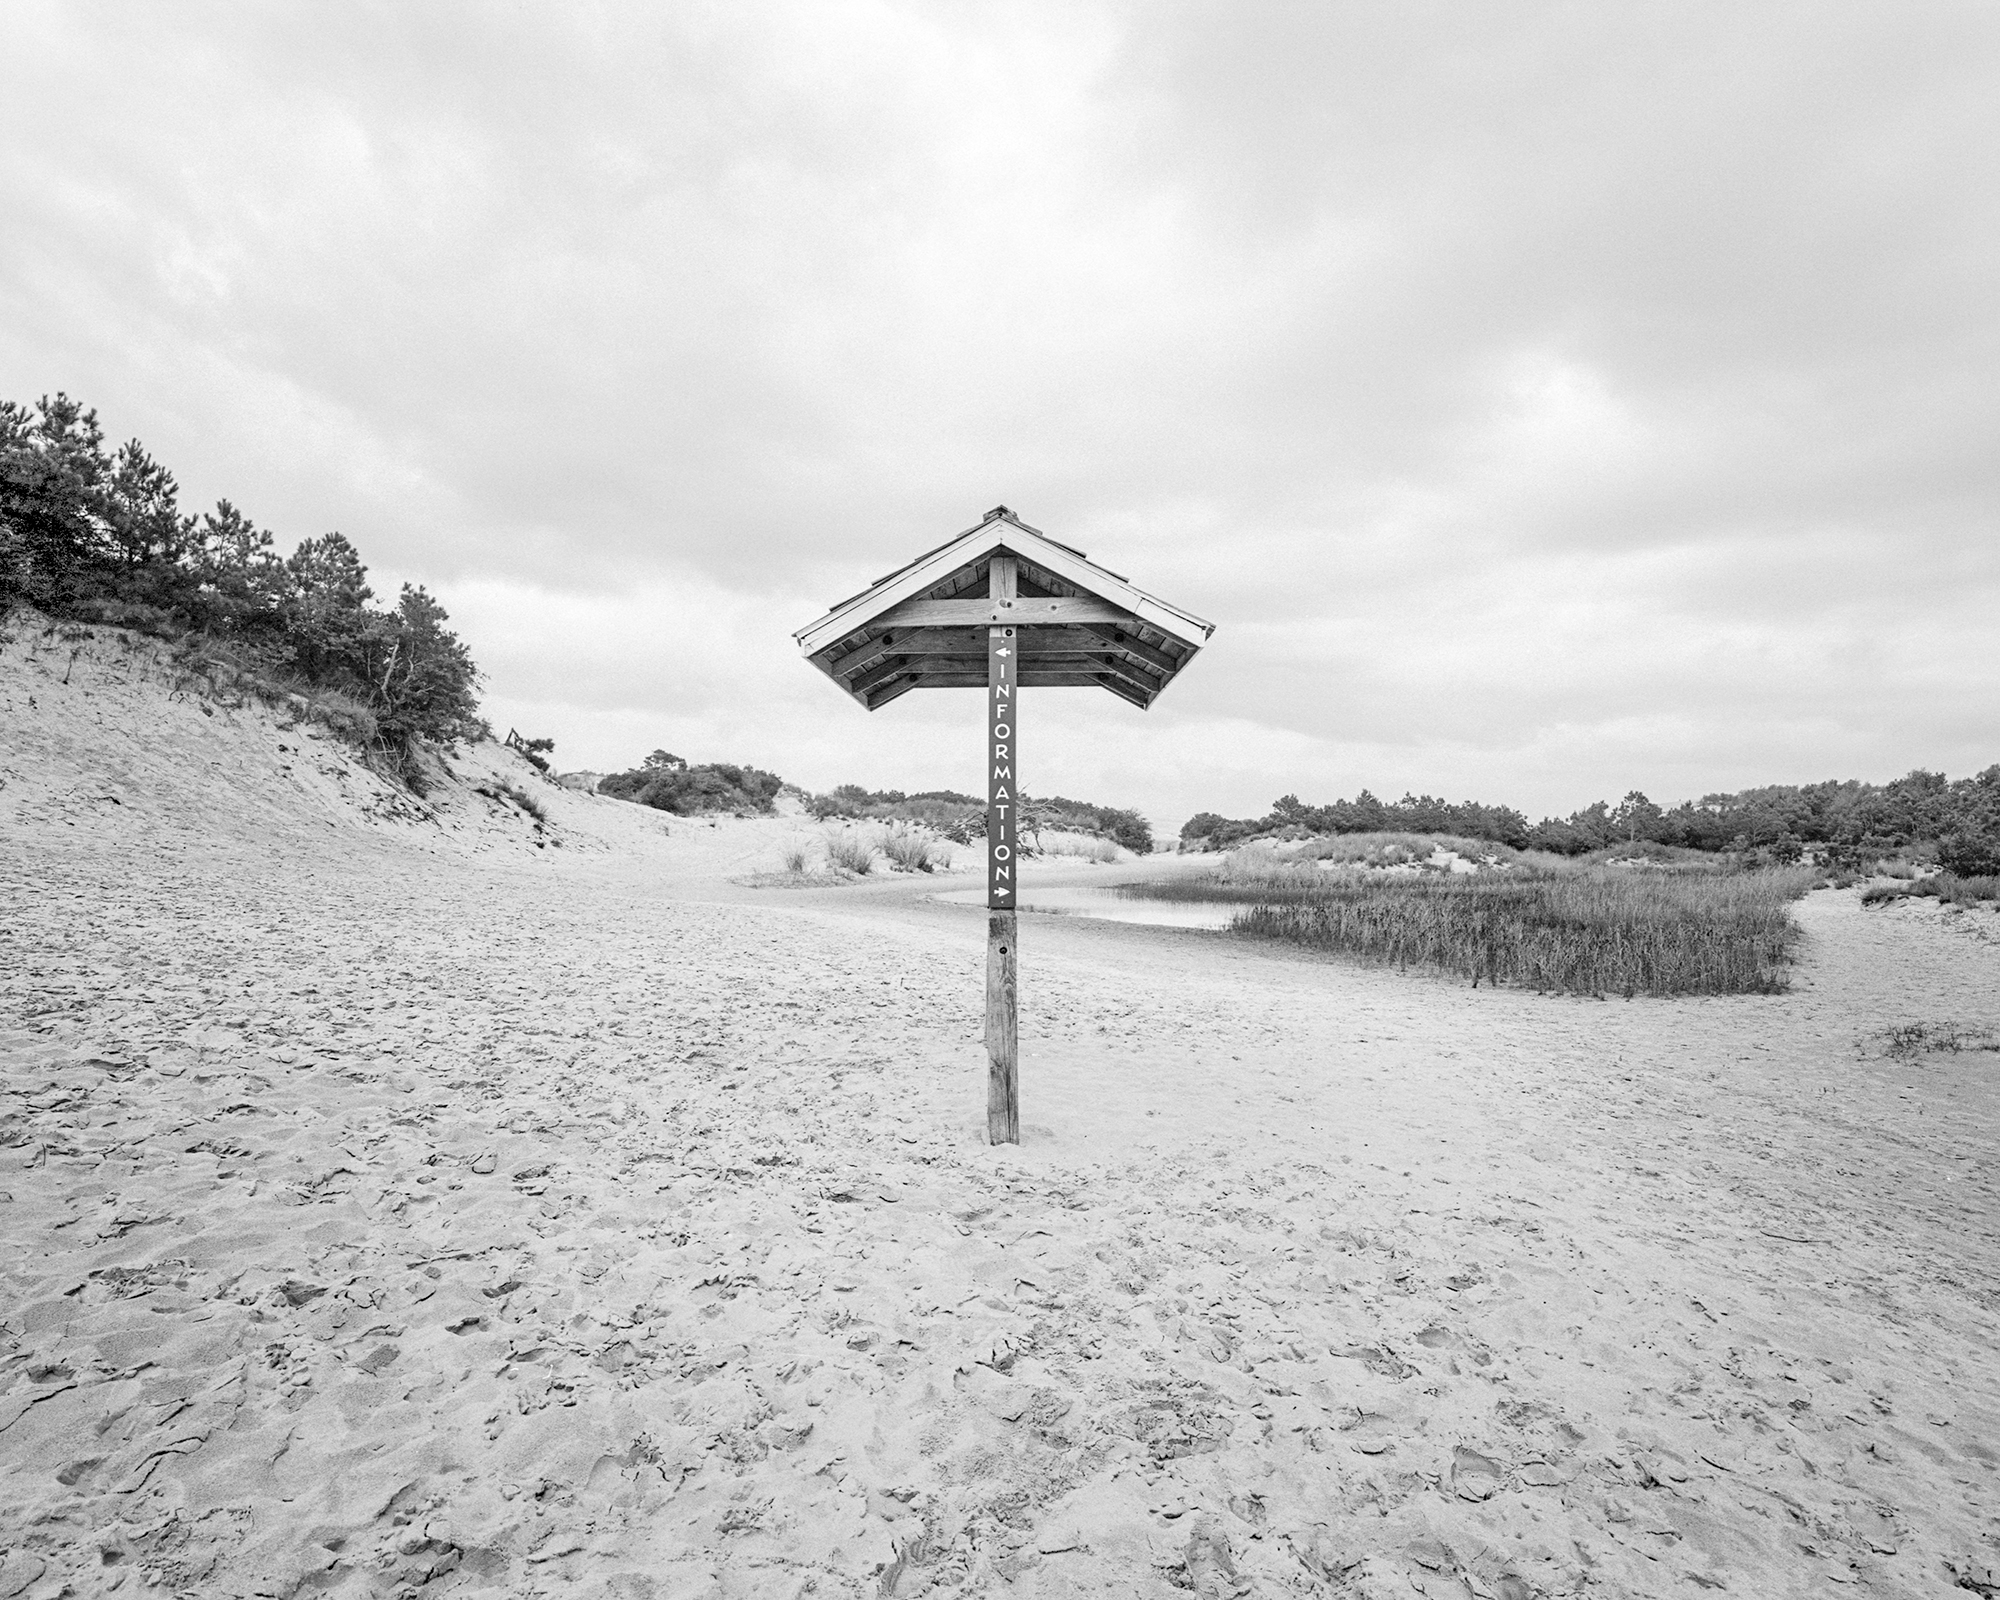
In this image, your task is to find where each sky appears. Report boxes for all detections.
[5,1,1997,832]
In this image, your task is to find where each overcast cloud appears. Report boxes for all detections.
[5,1,1996,829]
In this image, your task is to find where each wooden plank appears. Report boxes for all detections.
[986,909,1019,1144]
[831,628,996,673]
[838,627,1169,672]
[1033,670,1143,690]
[1093,670,1151,709]
[856,671,1148,690]
[1063,653,1161,697]
[875,596,1138,627]
[1074,622,1183,678]
[824,636,897,683]
[845,652,922,697]
[858,671,1156,695]
[839,649,1163,700]
[848,651,1057,696]
[830,628,1093,681]
[860,675,916,710]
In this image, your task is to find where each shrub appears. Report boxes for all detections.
[1938,828,2000,878]
[507,732,556,774]
[782,842,812,874]
[599,750,785,815]
[1026,796,1153,854]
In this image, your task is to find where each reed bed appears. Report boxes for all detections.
[1120,863,1818,995]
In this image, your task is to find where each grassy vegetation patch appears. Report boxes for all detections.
[477,781,547,825]
[1120,857,1818,996]
[1871,1021,2000,1057]
[1860,873,2000,908]
[824,828,878,875]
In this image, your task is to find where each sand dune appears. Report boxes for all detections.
[4,620,1999,1598]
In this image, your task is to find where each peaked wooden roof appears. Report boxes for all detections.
[795,507,1215,711]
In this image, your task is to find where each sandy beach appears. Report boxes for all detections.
[5,627,2000,1598]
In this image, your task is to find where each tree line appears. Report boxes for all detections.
[1182,768,2000,876]
[1,393,483,754]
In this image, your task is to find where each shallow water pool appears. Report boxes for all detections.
[931,884,1236,931]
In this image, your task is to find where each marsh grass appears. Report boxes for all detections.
[1119,863,1818,995]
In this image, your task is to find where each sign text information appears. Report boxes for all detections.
[987,625,1016,908]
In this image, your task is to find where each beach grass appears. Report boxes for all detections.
[1119,861,1819,995]
[883,825,948,873]
[824,828,876,875]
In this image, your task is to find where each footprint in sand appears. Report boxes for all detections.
[1450,1445,1508,1501]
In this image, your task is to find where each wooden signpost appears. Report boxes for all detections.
[795,509,1213,1143]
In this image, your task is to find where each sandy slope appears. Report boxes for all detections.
[4,619,2000,1599]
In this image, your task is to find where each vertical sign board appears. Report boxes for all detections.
[985,623,1020,1143]
[987,626,1016,905]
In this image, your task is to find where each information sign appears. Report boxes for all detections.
[987,626,1016,908]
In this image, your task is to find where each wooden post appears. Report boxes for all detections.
[986,555,1020,1144]
[986,909,1018,1142]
